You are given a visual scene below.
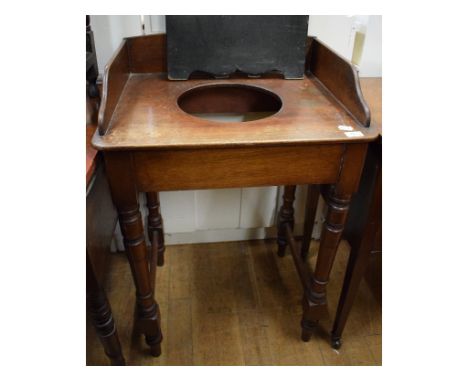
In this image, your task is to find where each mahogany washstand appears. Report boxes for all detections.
[92,33,378,357]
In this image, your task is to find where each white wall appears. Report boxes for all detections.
[359,16,382,77]
[308,15,382,77]
[91,15,381,246]
[90,16,141,74]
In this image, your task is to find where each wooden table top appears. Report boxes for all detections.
[86,77,382,185]
[92,73,380,151]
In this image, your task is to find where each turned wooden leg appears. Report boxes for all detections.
[277,185,296,257]
[301,185,351,341]
[119,205,163,356]
[105,152,163,357]
[146,192,165,266]
[301,184,320,260]
[87,254,125,365]
[331,163,381,349]
[301,144,368,342]
[330,244,369,350]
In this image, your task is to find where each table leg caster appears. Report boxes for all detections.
[300,319,316,342]
[331,336,342,350]
[301,330,312,342]
[146,334,162,357]
[277,243,286,258]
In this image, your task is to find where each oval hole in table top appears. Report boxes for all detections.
[177,84,282,122]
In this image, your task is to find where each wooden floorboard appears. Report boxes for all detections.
[86,239,382,366]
